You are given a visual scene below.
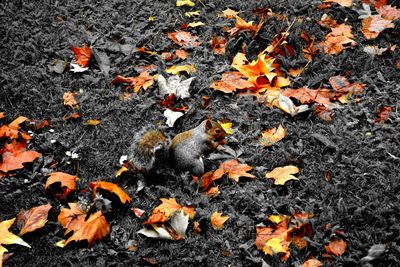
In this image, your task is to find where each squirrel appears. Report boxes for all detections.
[127,119,227,177]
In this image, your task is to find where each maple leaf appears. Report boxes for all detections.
[45,172,79,198]
[0,218,31,266]
[89,181,132,204]
[199,170,225,191]
[0,140,41,173]
[361,15,394,40]
[320,24,356,55]
[302,258,322,267]
[85,119,101,126]
[328,75,365,96]
[228,16,257,36]
[58,203,87,236]
[165,64,196,75]
[175,49,188,60]
[218,121,233,135]
[282,87,335,105]
[314,104,333,121]
[262,31,295,58]
[63,92,79,109]
[176,0,195,7]
[300,31,320,61]
[70,44,91,68]
[0,116,31,140]
[59,211,110,247]
[325,239,347,256]
[260,124,286,147]
[17,203,52,235]
[323,0,353,7]
[265,165,299,185]
[210,71,254,93]
[217,159,256,182]
[377,5,400,20]
[167,31,202,47]
[210,35,227,55]
[112,71,157,93]
[318,14,338,28]
[210,211,229,230]
[145,198,195,224]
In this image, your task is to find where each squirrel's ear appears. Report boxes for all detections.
[205,119,212,130]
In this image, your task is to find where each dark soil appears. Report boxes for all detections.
[1,0,400,266]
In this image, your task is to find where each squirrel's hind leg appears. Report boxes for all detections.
[190,156,204,177]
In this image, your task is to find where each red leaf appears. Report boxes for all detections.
[0,140,41,173]
[70,44,91,67]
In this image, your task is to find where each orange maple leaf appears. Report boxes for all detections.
[63,92,79,109]
[210,211,229,230]
[282,87,336,105]
[0,116,31,140]
[89,181,132,204]
[302,258,322,267]
[320,24,356,55]
[45,172,79,198]
[300,31,320,61]
[210,71,254,93]
[361,15,394,40]
[70,44,91,68]
[0,140,41,173]
[210,35,227,55]
[145,198,195,224]
[62,211,110,247]
[325,239,347,256]
[228,16,257,36]
[217,159,256,182]
[112,71,156,93]
[260,124,286,147]
[58,203,87,236]
[375,106,393,123]
[17,203,52,235]
[167,31,202,47]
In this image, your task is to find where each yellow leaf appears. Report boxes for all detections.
[0,218,31,264]
[263,236,290,257]
[218,121,233,135]
[265,165,299,185]
[115,166,129,177]
[268,215,286,224]
[176,0,195,7]
[222,8,238,18]
[146,198,195,224]
[188,21,205,28]
[166,65,196,75]
[185,10,200,17]
[85,119,101,126]
[210,211,229,230]
[260,124,286,147]
[148,16,155,21]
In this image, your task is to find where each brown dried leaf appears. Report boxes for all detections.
[17,203,52,235]
[260,124,286,146]
[89,181,132,204]
[45,172,79,198]
[325,239,347,256]
[265,165,299,185]
[210,211,229,230]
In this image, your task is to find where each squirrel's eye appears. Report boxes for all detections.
[215,129,221,133]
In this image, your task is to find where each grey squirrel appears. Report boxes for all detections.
[127,119,227,177]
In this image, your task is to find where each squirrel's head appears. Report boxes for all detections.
[205,119,227,144]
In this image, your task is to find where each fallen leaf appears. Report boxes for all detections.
[199,170,225,191]
[132,208,145,218]
[300,31,320,61]
[61,211,110,247]
[112,72,157,93]
[325,239,347,256]
[329,75,365,94]
[69,62,89,73]
[210,71,254,93]
[70,44,91,68]
[158,75,195,99]
[218,159,255,182]
[136,46,157,55]
[302,258,322,267]
[211,211,229,230]
[47,59,67,74]
[63,112,80,121]
[0,218,31,264]
[188,21,205,28]
[211,35,227,54]
[176,0,195,7]
[204,186,221,197]
[218,121,233,135]
[166,64,196,75]
[361,15,394,39]
[283,87,335,105]
[85,119,101,126]
[168,31,202,47]
[17,203,52,235]
[265,165,299,185]
[289,68,303,77]
[222,8,238,18]
[323,0,353,7]
[63,92,79,109]
[377,5,400,20]
[0,116,31,140]
[314,104,333,121]
[58,203,87,236]
[260,124,286,146]
[363,45,388,56]
[0,113,3,119]
[45,172,79,198]
[185,10,200,17]
[89,181,132,204]
[375,106,392,123]
[175,49,188,60]
[228,16,256,36]
[320,23,356,55]
[164,109,184,127]
[0,140,41,173]
[145,198,195,224]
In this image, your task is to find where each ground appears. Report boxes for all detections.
[1,0,400,266]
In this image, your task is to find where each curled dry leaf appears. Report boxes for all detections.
[211,211,229,230]
[45,172,79,198]
[0,140,41,173]
[176,0,195,7]
[0,218,31,263]
[70,44,91,68]
[63,92,79,109]
[89,181,132,204]
[260,124,286,147]
[136,46,157,55]
[228,16,256,36]
[188,21,204,28]
[112,71,157,93]
[158,74,195,99]
[377,5,400,20]
[325,239,347,256]
[265,165,299,185]
[17,203,52,235]
[58,203,87,236]
[222,8,238,18]
[145,198,195,224]
[375,106,392,123]
[175,49,188,60]
[314,104,333,121]
[164,108,184,127]
[0,116,31,140]
[210,71,254,93]
[218,121,233,135]
[185,10,200,17]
